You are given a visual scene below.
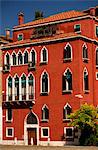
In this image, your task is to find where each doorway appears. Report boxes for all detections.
[28,128,37,145]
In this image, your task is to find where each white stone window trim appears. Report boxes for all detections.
[64,43,72,61]
[83,67,89,93]
[40,46,48,63]
[82,43,89,61]
[6,75,13,102]
[74,24,81,33]
[40,70,50,94]
[41,104,49,121]
[96,72,98,80]
[63,103,71,121]
[17,33,24,41]
[6,109,13,122]
[41,127,49,138]
[23,49,29,64]
[6,127,14,138]
[64,127,74,138]
[17,50,23,65]
[11,51,17,66]
[4,52,10,65]
[30,47,37,63]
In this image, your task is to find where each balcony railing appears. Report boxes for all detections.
[2,94,35,108]
[3,64,10,73]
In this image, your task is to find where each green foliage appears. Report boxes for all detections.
[69,104,98,145]
[35,11,43,20]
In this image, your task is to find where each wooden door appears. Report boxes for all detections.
[28,128,37,145]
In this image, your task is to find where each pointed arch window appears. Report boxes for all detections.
[63,44,72,61]
[41,72,49,95]
[14,76,19,100]
[82,44,88,62]
[21,74,26,100]
[63,104,72,120]
[31,50,36,66]
[8,76,12,101]
[24,51,28,64]
[18,52,23,65]
[6,53,10,65]
[96,48,98,67]
[12,53,16,65]
[28,74,34,100]
[62,69,72,93]
[84,69,89,92]
[41,47,48,64]
[42,105,49,121]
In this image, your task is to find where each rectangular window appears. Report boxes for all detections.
[96,26,98,37]
[6,109,12,122]
[17,34,23,41]
[96,72,98,80]
[64,127,73,139]
[74,24,81,33]
[41,127,49,138]
[6,127,14,137]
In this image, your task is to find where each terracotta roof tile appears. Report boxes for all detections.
[3,32,78,48]
[14,10,87,29]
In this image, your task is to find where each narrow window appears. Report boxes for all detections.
[6,53,10,65]
[62,69,72,93]
[6,109,12,121]
[8,76,12,101]
[28,74,34,100]
[12,53,16,65]
[96,26,98,37]
[18,52,23,65]
[21,74,26,100]
[14,76,19,100]
[63,104,72,120]
[31,50,35,66]
[41,72,49,94]
[41,47,48,64]
[74,24,81,33]
[24,51,28,64]
[64,44,72,61]
[83,44,88,61]
[84,69,89,91]
[42,105,49,121]
[96,48,98,67]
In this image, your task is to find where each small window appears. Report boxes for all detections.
[63,44,72,61]
[6,109,12,122]
[63,104,72,120]
[41,47,48,64]
[96,72,98,80]
[84,68,89,92]
[74,24,81,33]
[18,34,23,41]
[24,51,28,64]
[96,48,98,67]
[42,105,49,121]
[41,71,49,95]
[96,26,98,37]
[66,128,73,138]
[82,44,88,62]
[12,53,17,65]
[6,128,14,137]
[41,127,49,138]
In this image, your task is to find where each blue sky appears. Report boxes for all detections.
[0,0,98,36]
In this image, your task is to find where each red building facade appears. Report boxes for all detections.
[1,6,98,145]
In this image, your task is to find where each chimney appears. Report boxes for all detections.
[18,12,24,25]
[90,7,95,16]
[5,28,10,39]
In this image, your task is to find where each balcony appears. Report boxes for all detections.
[3,64,10,73]
[28,62,36,71]
[2,94,35,109]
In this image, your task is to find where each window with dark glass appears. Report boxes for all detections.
[42,105,49,120]
[18,34,23,41]
[7,109,12,121]
[66,128,73,137]
[84,70,89,91]
[64,45,71,60]
[96,49,98,66]
[12,53,16,65]
[83,45,88,60]
[63,105,72,120]
[21,75,26,100]
[96,26,98,37]
[42,72,48,93]
[24,51,28,64]
[8,77,12,101]
[28,74,34,100]
[42,48,47,62]
[42,128,49,137]
[74,24,80,32]
[6,53,10,65]
[7,128,13,136]
[31,50,35,66]
[18,52,23,65]
[62,69,72,92]
[15,76,19,100]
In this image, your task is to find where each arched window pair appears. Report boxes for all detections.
[7,74,34,101]
[63,103,72,120]
[62,69,72,93]
[63,43,72,61]
[42,105,49,121]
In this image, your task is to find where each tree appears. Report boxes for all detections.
[69,104,98,145]
[34,11,43,20]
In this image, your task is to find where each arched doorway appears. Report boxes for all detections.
[24,111,39,145]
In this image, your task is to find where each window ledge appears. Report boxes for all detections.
[96,65,98,69]
[63,58,72,63]
[41,119,49,123]
[83,58,89,63]
[40,92,49,96]
[40,61,48,65]
[5,120,12,123]
[63,119,71,123]
[62,90,72,94]
[84,90,90,94]
[74,31,81,34]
